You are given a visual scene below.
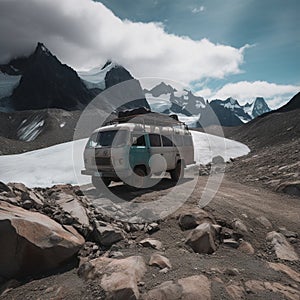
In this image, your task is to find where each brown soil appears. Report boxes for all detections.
[1,174,299,300]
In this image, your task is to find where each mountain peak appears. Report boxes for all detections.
[252,97,271,117]
[34,42,52,57]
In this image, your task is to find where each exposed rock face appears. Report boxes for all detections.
[185,222,217,254]
[268,262,300,283]
[0,201,84,280]
[105,65,150,111]
[11,43,95,111]
[79,256,146,300]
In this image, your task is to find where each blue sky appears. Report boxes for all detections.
[97,0,300,106]
[1,0,299,107]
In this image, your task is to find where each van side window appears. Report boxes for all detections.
[132,134,146,146]
[162,135,174,147]
[149,134,162,147]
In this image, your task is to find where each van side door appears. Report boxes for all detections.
[129,133,151,171]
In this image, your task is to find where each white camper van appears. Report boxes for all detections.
[81,110,195,189]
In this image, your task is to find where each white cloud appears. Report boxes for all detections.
[0,0,246,85]
[196,81,300,108]
[192,6,205,13]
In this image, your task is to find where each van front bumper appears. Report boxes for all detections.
[81,169,132,178]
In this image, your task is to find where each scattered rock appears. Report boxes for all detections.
[178,207,214,230]
[140,238,162,250]
[93,222,125,248]
[79,256,146,300]
[279,227,298,238]
[225,283,246,300]
[185,222,217,254]
[143,281,182,300]
[223,238,239,249]
[277,181,300,196]
[245,280,300,300]
[224,268,240,276]
[0,201,84,280]
[256,216,273,229]
[266,231,299,261]
[232,218,248,233]
[178,275,211,300]
[145,222,160,233]
[143,275,211,300]
[238,241,255,254]
[268,262,300,283]
[149,253,172,269]
[0,181,11,193]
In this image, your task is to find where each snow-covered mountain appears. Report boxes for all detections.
[0,43,150,143]
[145,82,272,127]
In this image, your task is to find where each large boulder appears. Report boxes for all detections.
[0,201,84,280]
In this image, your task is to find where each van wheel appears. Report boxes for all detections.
[170,161,184,182]
[133,167,146,188]
[92,176,111,190]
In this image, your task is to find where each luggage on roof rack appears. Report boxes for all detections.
[118,107,151,119]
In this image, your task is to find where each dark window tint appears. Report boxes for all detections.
[132,134,146,146]
[149,134,162,147]
[162,135,174,147]
[98,130,128,147]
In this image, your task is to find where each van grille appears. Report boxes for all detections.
[95,157,111,166]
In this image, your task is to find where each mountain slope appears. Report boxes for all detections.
[10,43,96,111]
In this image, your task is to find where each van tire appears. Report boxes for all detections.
[170,161,184,182]
[92,176,111,190]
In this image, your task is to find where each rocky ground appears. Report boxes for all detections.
[0,168,299,299]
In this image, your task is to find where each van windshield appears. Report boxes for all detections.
[87,130,128,148]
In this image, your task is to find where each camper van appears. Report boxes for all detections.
[81,110,195,189]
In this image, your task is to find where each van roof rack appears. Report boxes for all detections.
[105,110,187,129]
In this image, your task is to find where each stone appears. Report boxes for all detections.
[268,262,300,283]
[146,222,160,233]
[225,283,246,300]
[0,201,84,280]
[245,280,300,300]
[232,219,248,233]
[149,253,172,269]
[79,256,146,300]
[0,181,11,193]
[56,192,90,227]
[178,208,214,230]
[277,181,300,196]
[93,223,125,247]
[224,268,240,276]
[185,222,217,254]
[266,231,299,261]
[178,275,211,300]
[238,241,255,254]
[279,227,298,239]
[8,182,27,194]
[140,238,162,250]
[143,281,182,300]
[223,238,239,249]
[256,216,272,229]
